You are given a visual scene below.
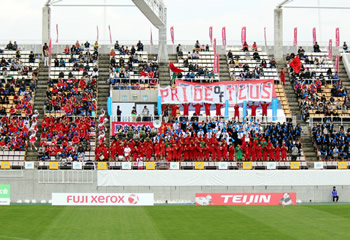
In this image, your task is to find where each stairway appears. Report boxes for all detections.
[337,56,350,89]
[276,62,317,162]
[97,54,110,141]
[219,55,230,81]
[26,58,50,161]
[158,54,174,87]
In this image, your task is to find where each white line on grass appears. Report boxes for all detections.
[0,235,30,240]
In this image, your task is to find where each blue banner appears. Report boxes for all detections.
[157,96,162,116]
[107,97,112,116]
[272,98,278,121]
[243,101,247,119]
[224,100,229,119]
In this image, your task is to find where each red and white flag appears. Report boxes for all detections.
[150,29,153,46]
[264,27,267,47]
[312,27,316,45]
[56,24,59,43]
[241,27,246,45]
[209,26,213,44]
[293,27,297,46]
[48,38,52,57]
[214,54,219,74]
[170,26,174,44]
[328,39,333,59]
[96,25,99,42]
[335,55,339,72]
[336,28,340,47]
[222,27,226,46]
[108,25,112,44]
[213,38,217,55]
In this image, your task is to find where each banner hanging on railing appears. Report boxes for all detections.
[336,28,340,47]
[222,26,226,46]
[213,54,219,74]
[213,38,217,55]
[209,26,213,44]
[108,25,112,44]
[150,28,153,46]
[96,25,99,42]
[158,79,276,105]
[264,27,267,48]
[328,39,333,59]
[48,38,52,57]
[312,27,316,45]
[293,27,297,46]
[56,24,59,43]
[241,27,246,45]
[170,26,174,44]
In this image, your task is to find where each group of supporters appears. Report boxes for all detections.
[107,119,302,162]
[37,116,96,161]
[312,121,350,161]
[109,40,159,90]
[160,102,271,122]
[227,42,277,81]
[288,46,347,121]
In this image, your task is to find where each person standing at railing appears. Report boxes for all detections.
[42,43,49,67]
[116,106,122,122]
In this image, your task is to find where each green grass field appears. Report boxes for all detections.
[0,205,348,240]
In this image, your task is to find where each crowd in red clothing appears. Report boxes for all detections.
[0,116,31,151]
[39,117,96,159]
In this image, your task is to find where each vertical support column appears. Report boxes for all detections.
[42,6,51,46]
[274,8,283,62]
[158,8,168,64]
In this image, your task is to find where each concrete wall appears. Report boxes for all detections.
[0,170,348,203]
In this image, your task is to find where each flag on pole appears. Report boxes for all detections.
[96,25,99,42]
[56,24,59,43]
[290,56,301,73]
[312,28,316,45]
[170,26,174,44]
[336,28,340,47]
[108,25,112,44]
[335,55,339,73]
[209,26,213,44]
[214,54,219,74]
[241,27,246,45]
[150,28,153,46]
[293,27,297,46]
[213,38,217,55]
[222,27,226,46]
[329,39,333,59]
[264,27,267,47]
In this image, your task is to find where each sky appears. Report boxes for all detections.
[0,0,349,46]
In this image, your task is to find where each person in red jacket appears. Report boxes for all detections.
[215,103,224,118]
[248,102,259,118]
[182,103,190,116]
[263,146,268,161]
[260,102,271,121]
[234,104,240,121]
[280,69,285,86]
[256,144,263,161]
[170,104,179,120]
[228,144,235,161]
[281,143,288,161]
[204,103,211,117]
[275,145,281,161]
[193,103,202,116]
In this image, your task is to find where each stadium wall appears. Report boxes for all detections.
[0,170,349,203]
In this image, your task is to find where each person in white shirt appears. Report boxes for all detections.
[124,146,131,161]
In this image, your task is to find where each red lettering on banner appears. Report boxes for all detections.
[196,193,295,206]
[160,89,169,103]
[67,195,73,203]
[98,196,104,203]
[227,87,235,101]
[110,196,117,203]
[238,86,247,101]
[249,84,260,100]
[171,88,179,102]
[181,87,188,102]
[204,87,213,101]
[118,196,125,203]
[91,196,98,203]
[261,84,271,100]
[194,88,203,101]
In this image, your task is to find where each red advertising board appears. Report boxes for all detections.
[195,193,296,206]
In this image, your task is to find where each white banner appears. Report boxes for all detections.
[159,80,274,104]
[52,193,154,206]
[97,170,350,187]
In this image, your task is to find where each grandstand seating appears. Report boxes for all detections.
[109,46,159,90]
[226,47,279,82]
